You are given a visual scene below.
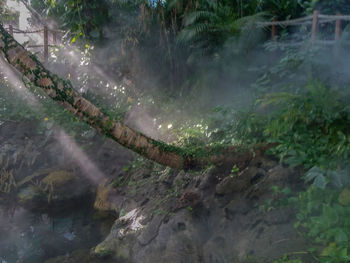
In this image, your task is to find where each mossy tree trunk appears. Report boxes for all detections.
[0,24,258,170]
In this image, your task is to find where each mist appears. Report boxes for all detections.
[1,1,350,263]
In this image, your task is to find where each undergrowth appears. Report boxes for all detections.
[228,79,350,263]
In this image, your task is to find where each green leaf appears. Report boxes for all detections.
[313,174,326,189]
[305,167,324,183]
[335,229,348,243]
[321,243,337,257]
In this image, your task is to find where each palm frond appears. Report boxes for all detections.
[183,10,217,26]
[177,23,210,42]
[166,0,181,11]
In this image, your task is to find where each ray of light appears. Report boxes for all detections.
[0,56,41,108]
[1,57,106,185]
[56,129,106,185]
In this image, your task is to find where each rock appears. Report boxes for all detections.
[17,168,57,188]
[264,208,294,225]
[173,171,190,188]
[132,210,203,263]
[250,156,278,171]
[94,179,117,213]
[41,170,77,187]
[2,119,316,263]
[41,170,84,203]
[94,208,145,259]
[216,167,268,195]
[224,199,251,220]
[267,165,294,183]
[137,215,164,246]
[94,139,133,175]
[174,191,201,210]
[158,168,177,187]
[198,167,219,190]
[250,169,266,185]
[17,185,45,206]
[215,176,237,195]
[16,170,90,209]
[215,175,248,195]
[44,249,115,263]
[202,235,236,263]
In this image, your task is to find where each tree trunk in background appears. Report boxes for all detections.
[0,24,259,170]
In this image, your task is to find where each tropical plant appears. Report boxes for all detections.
[292,183,350,263]
[261,80,350,170]
[260,0,309,20]
[302,0,350,14]
[177,0,263,55]
[28,0,111,41]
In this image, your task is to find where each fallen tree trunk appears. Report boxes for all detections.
[0,24,263,170]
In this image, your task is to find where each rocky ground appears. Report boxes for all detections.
[0,120,315,263]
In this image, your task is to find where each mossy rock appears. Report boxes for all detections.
[94,237,133,260]
[17,185,45,206]
[94,242,115,257]
[41,170,77,188]
[17,168,58,188]
[17,170,79,208]
[94,179,117,212]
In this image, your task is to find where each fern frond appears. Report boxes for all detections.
[184,10,217,26]
[177,23,210,42]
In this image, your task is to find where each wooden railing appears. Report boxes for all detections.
[258,11,350,45]
[4,11,350,62]
[6,24,64,63]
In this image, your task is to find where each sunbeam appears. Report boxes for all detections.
[56,129,106,185]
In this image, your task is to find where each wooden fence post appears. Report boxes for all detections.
[9,25,13,36]
[44,25,48,63]
[311,10,319,44]
[271,19,277,40]
[335,13,342,40]
[53,31,57,44]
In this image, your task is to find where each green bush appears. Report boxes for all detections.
[261,80,350,170]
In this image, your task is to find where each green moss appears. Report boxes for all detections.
[41,170,76,187]
[94,243,114,257]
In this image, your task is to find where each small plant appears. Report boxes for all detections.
[229,164,240,178]
[259,186,293,212]
[292,181,350,263]
[111,176,125,188]
[273,255,303,263]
